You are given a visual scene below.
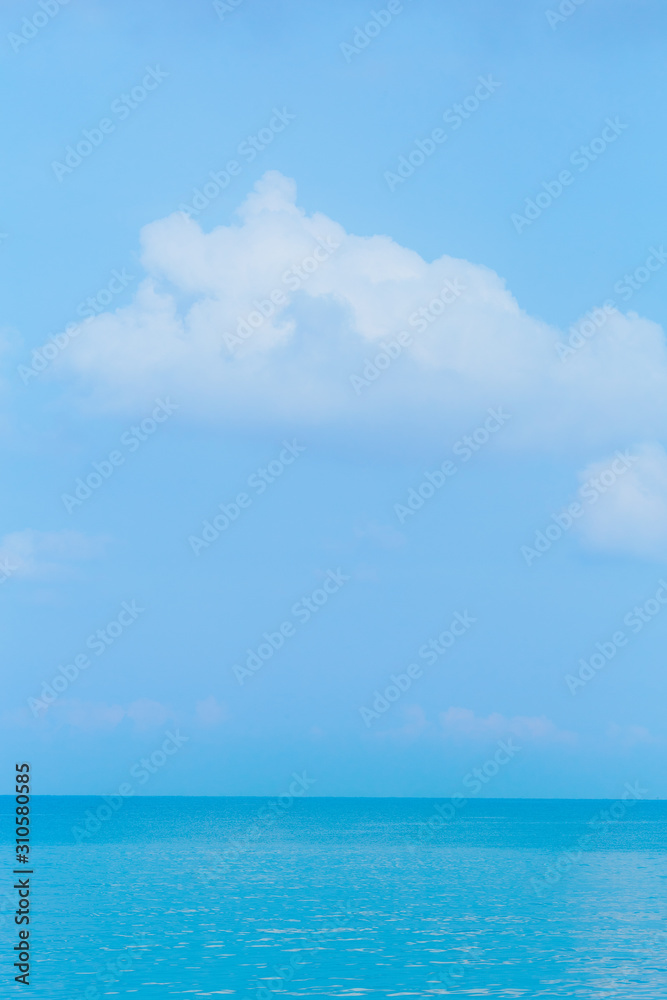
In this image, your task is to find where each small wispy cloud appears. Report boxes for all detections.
[439,707,578,746]
[0,529,108,581]
[576,443,667,560]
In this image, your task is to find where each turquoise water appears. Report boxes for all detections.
[2,797,667,997]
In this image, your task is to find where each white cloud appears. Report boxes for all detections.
[9,697,221,734]
[439,707,577,745]
[126,699,175,732]
[195,695,227,727]
[0,529,107,581]
[369,705,576,746]
[576,444,667,559]
[30,699,166,734]
[369,704,430,742]
[54,171,667,453]
[606,722,662,748]
[51,699,126,733]
[354,520,406,549]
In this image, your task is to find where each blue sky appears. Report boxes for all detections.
[2,0,667,798]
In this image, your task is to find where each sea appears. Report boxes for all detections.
[2,796,666,998]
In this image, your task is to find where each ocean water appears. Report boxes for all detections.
[2,796,667,998]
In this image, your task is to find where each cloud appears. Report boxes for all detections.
[369,704,430,742]
[368,705,576,746]
[14,698,174,734]
[53,171,667,453]
[126,699,175,732]
[0,529,107,581]
[353,520,406,549]
[576,444,667,559]
[10,697,219,734]
[606,722,662,748]
[195,695,227,727]
[439,707,578,745]
[51,700,171,734]
[50,700,126,732]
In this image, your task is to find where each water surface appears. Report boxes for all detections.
[2,796,666,998]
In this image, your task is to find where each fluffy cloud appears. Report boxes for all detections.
[54,171,667,453]
[368,704,430,742]
[9,697,226,735]
[353,520,406,549]
[195,695,228,727]
[0,529,106,581]
[439,707,577,745]
[48,699,126,733]
[368,705,576,746]
[576,444,667,559]
[606,722,661,748]
[38,699,171,733]
[126,699,175,732]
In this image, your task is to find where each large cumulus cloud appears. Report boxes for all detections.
[53,171,667,458]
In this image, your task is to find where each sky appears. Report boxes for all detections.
[2,0,667,798]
